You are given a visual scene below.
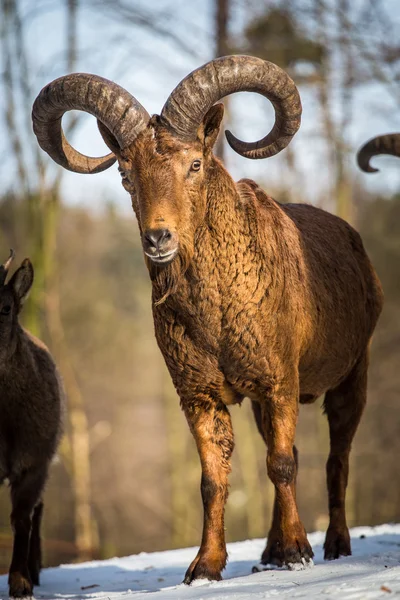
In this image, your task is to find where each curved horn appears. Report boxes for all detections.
[32,73,150,174]
[160,55,302,160]
[0,249,15,285]
[357,133,400,173]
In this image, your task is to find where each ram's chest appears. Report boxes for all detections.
[200,227,271,334]
[154,231,274,397]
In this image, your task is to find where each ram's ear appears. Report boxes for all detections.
[9,259,34,307]
[197,103,224,151]
[97,120,121,156]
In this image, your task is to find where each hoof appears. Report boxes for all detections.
[284,539,314,568]
[324,528,351,560]
[183,553,225,584]
[262,534,314,569]
[8,572,33,598]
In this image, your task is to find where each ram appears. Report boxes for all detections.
[357,133,400,172]
[33,56,383,583]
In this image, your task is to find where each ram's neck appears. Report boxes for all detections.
[204,157,242,234]
[201,160,278,268]
[196,165,297,306]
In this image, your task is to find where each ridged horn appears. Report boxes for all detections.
[0,249,15,285]
[357,133,400,173]
[160,55,302,160]
[32,73,150,174]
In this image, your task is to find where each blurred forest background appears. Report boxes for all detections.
[0,0,399,573]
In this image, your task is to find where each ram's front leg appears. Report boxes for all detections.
[183,398,234,584]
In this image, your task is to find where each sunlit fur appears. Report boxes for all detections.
[100,105,383,582]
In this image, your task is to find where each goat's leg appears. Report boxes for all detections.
[257,392,313,569]
[252,400,305,566]
[263,446,300,567]
[8,468,46,598]
[251,400,300,566]
[323,350,368,560]
[183,399,234,584]
[28,501,43,585]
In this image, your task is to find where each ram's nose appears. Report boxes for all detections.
[143,228,178,264]
[144,228,172,250]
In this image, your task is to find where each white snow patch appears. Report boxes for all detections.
[1,525,399,599]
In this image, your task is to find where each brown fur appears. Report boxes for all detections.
[100,105,383,582]
[0,258,63,598]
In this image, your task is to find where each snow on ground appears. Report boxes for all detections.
[1,525,400,600]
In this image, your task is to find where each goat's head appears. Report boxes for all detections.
[357,133,400,173]
[0,250,33,346]
[32,56,301,299]
[105,109,224,269]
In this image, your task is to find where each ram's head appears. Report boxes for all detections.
[32,56,301,277]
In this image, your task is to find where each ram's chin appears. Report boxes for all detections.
[145,249,178,267]
[148,245,193,306]
[151,251,178,266]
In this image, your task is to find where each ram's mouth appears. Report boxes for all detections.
[145,249,178,265]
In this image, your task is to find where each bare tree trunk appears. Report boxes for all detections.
[43,211,93,560]
[0,0,45,335]
[336,0,353,223]
[314,0,337,212]
[0,0,29,197]
[314,0,354,222]
[44,0,95,562]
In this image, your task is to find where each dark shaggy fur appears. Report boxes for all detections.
[100,104,383,582]
[0,256,63,598]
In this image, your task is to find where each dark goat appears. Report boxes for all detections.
[0,251,63,598]
[33,55,383,582]
[357,133,400,172]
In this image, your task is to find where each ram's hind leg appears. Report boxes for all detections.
[323,350,368,560]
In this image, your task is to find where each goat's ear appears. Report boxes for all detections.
[97,120,121,156]
[9,259,34,306]
[198,103,224,151]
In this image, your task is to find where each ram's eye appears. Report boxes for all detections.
[191,160,201,172]
[118,166,128,181]
[1,305,11,316]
